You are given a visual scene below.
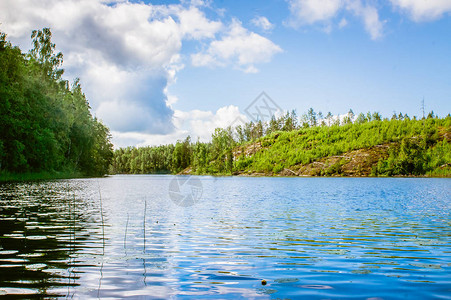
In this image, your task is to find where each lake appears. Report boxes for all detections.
[0,176,450,299]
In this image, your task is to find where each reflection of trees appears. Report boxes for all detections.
[0,179,175,298]
[0,181,102,297]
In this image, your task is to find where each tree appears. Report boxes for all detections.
[326,112,333,126]
[317,111,324,126]
[300,113,309,128]
[254,120,264,138]
[267,115,279,134]
[282,111,296,132]
[372,112,382,121]
[211,127,235,173]
[290,109,299,130]
[307,108,317,127]
[0,29,113,177]
[346,109,355,123]
[355,112,367,124]
[235,125,246,143]
[29,28,64,80]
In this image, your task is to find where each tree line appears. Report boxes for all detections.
[4,28,446,179]
[0,29,113,177]
[111,108,450,177]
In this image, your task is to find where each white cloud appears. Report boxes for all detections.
[112,105,248,148]
[184,105,247,139]
[361,6,384,40]
[286,0,384,40]
[251,16,275,31]
[182,0,211,8]
[287,0,343,25]
[0,0,279,144]
[0,0,183,134]
[346,1,384,40]
[175,6,223,40]
[390,0,451,21]
[191,19,282,73]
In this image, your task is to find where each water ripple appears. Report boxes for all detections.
[0,176,450,298]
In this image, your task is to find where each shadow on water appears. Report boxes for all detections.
[0,181,104,297]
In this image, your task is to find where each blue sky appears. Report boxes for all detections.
[1,0,450,147]
[171,1,451,116]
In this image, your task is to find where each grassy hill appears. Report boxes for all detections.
[226,118,451,177]
[112,115,451,177]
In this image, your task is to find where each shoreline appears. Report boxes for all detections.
[111,172,450,178]
[2,172,449,183]
[0,171,85,183]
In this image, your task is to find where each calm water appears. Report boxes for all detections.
[0,176,450,299]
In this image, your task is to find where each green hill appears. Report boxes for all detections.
[231,118,450,177]
[112,114,451,177]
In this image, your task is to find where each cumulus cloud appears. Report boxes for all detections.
[191,19,282,73]
[93,70,174,133]
[286,0,384,40]
[112,105,248,148]
[251,16,275,31]
[0,0,279,144]
[287,0,343,25]
[176,6,222,39]
[346,1,384,40]
[175,105,246,139]
[390,0,451,21]
[0,0,178,134]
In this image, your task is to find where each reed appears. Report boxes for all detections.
[97,180,105,298]
[124,213,129,249]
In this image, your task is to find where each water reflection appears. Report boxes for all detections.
[0,181,100,297]
[0,176,450,298]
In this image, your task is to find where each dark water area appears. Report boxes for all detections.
[0,176,450,299]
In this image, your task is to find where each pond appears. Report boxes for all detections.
[0,176,450,299]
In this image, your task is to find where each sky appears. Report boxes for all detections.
[1,0,450,148]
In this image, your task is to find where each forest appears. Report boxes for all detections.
[111,110,451,177]
[0,29,113,180]
[1,28,449,180]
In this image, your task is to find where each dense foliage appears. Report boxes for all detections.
[112,109,450,177]
[241,116,450,176]
[0,29,113,177]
